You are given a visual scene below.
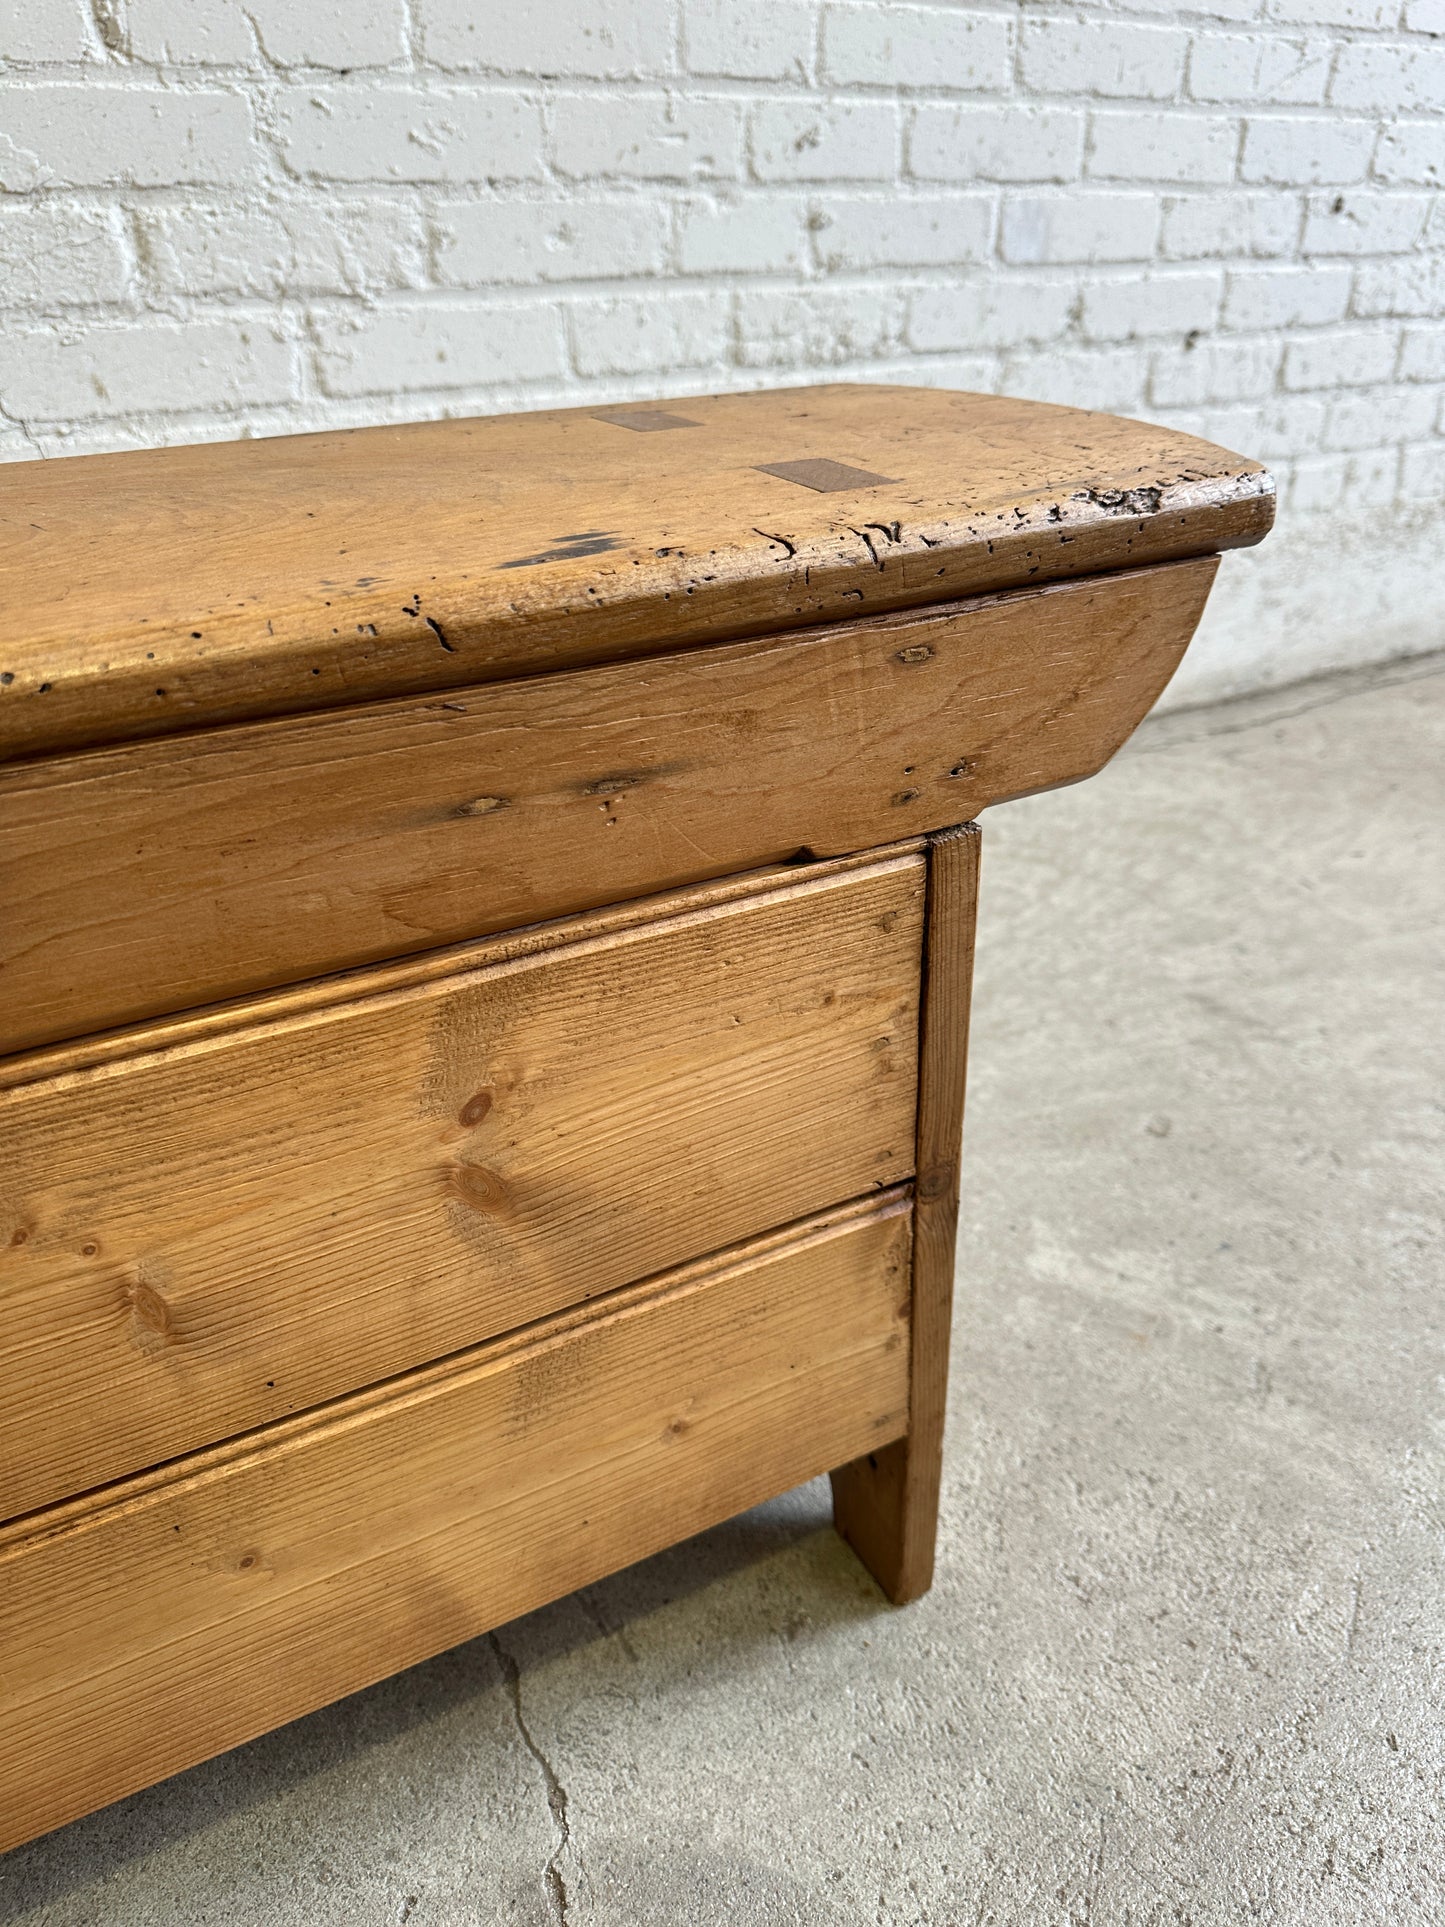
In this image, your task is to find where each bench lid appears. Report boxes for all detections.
[0,382,1272,759]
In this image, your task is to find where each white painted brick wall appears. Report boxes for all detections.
[3,0,1443,701]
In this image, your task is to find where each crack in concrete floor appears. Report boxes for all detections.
[489,1632,574,1926]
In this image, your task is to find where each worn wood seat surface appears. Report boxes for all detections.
[0,384,1271,1850]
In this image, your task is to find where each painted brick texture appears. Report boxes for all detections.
[1,0,1442,695]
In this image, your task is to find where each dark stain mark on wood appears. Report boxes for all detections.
[755,459,900,493]
[497,532,622,570]
[592,409,700,432]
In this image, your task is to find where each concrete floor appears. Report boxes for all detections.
[4,654,1443,1927]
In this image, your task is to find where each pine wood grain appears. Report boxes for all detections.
[0,557,1214,1053]
[0,383,1272,759]
[832,822,981,1603]
[0,854,923,1519]
[0,1194,912,1852]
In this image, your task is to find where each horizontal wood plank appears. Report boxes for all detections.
[0,855,923,1518]
[0,383,1271,758]
[0,558,1215,1052]
[0,1194,912,1851]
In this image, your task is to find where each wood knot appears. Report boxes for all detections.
[895,643,933,665]
[451,1162,512,1215]
[916,1164,957,1203]
[459,1088,494,1127]
[124,1274,176,1354]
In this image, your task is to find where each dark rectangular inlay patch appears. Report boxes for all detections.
[754,458,900,493]
[593,408,701,432]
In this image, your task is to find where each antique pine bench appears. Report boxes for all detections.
[0,384,1272,1847]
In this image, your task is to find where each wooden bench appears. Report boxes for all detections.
[0,383,1272,1848]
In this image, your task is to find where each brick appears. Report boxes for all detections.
[315,301,566,396]
[569,292,730,376]
[822,5,1012,91]
[1353,253,1445,317]
[1223,264,1351,328]
[1287,452,1348,512]
[1266,0,1398,26]
[0,319,293,421]
[127,0,405,66]
[1324,388,1431,448]
[1121,0,1262,22]
[120,0,253,61]
[1302,191,1429,255]
[1160,190,1301,258]
[1019,20,1188,99]
[552,93,743,181]
[1087,111,1239,184]
[1080,270,1222,341]
[810,193,993,270]
[737,286,902,367]
[676,195,809,273]
[1001,192,1159,264]
[1241,116,1375,185]
[1289,447,1400,511]
[140,200,425,297]
[1399,326,1445,381]
[907,277,1076,352]
[684,0,817,81]
[750,100,898,182]
[420,0,657,78]
[1187,32,1332,104]
[899,353,1003,392]
[1282,327,1401,388]
[276,87,545,184]
[1374,122,1445,188]
[1402,0,1445,26]
[0,203,128,307]
[1002,344,1147,413]
[1196,392,1328,456]
[1401,441,1445,494]
[1149,337,1282,407]
[908,104,1084,184]
[0,86,252,190]
[435,198,666,286]
[0,0,92,61]
[1337,446,1401,506]
[1331,42,1445,113]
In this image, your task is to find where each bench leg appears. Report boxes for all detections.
[832,822,980,1604]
